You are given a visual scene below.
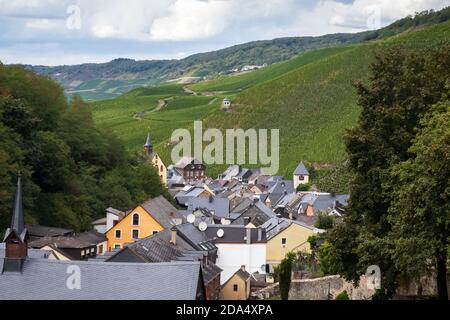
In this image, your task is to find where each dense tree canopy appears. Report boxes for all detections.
[0,64,171,233]
[327,45,450,299]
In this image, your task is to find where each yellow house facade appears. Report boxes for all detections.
[152,153,167,185]
[266,221,316,266]
[220,268,251,300]
[105,196,179,251]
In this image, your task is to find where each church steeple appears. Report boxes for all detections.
[144,133,153,155]
[3,173,29,273]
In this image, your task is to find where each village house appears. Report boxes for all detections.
[205,225,267,285]
[29,236,97,260]
[169,157,206,184]
[262,217,323,268]
[105,195,181,251]
[144,133,167,185]
[220,266,252,300]
[293,162,310,189]
[0,175,205,300]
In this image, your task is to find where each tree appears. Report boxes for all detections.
[328,45,450,298]
[315,211,335,230]
[278,252,296,300]
[388,101,450,300]
[317,241,339,276]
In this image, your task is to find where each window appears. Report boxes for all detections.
[160,165,164,172]
[132,229,139,240]
[98,244,104,255]
[299,175,305,181]
[152,230,159,235]
[132,213,139,226]
[115,230,121,239]
[282,238,287,246]
[233,284,238,292]
[114,244,121,250]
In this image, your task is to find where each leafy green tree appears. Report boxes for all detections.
[388,101,450,300]
[0,64,173,232]
[279,252,296,300]
[315,211,335,229]
[328,45,450,298]
[317,241,339,276]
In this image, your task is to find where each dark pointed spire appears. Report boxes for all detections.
[144,133,153,155]
[144,133,152,148]
[11,172,24,236]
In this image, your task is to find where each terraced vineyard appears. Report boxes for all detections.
[90,20,450,179]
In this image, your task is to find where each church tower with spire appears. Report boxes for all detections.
[143,133,167,185]
[3,173,29,273]
[144,133,153,156]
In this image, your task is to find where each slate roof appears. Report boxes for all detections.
[140,196,180,229]
[176,223,217,251]
[204,225,266,244]
[0,258,203,300]
[187,197,230,218]
[75,230,107,245]
[29,236,94,249]
[4,175,27,242]
[175,187,206,205]
[232,201,276,227]
[294,162,310,176]
[26,225,74,238]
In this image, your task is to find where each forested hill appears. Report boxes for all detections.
[25,7,450,101]
[0,64,171,234]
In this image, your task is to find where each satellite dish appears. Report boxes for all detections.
[217,229,225,238]
[198,222,208,232]
[187,214,196,224]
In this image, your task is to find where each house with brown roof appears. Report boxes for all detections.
[220,266,252,300]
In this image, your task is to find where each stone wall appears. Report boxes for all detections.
[251,282,280,300]
[289,275,375,300]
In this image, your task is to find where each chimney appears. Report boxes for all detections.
[257,228,262,242]
[241,265,246,272]
[289,211,293,220]
[170,226,177,245]
[246,228,251,244]
[3,173,29,273]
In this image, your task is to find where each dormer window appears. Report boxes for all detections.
[132,213,140,226]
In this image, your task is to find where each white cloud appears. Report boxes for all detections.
[149,0,232,41]
[0,0,448,65]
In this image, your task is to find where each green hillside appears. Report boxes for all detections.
[90,20,450,180]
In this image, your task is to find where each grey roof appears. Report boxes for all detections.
[232,201,276,227]
[176,223,217,251]
[26,225,74,238]
[294,162,310,176]
[187,197,230,219]
[107,229,222,284]
[106,207,125,218]
[296,192,350,216]
[29,236,94,249]
[0,258,203,300]
[140,196,180,229]
[204,225,266,244]
[4,175,27,242]
[144,133,152,147]
[75,230,107,245]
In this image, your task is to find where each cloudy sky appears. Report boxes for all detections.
[0,0,448,66]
